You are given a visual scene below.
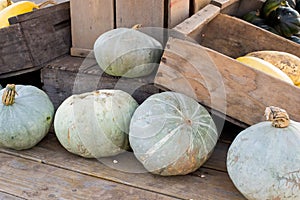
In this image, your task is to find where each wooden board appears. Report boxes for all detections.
[41,55,160,109]
[168,0,190,28]
[0,133,245,200]
[16,2,71,67]
[0,153,176,200]
[0,2,71,78]
[154,37,300,126]
[116,0,165,28]
[0,24,33,76]
[0,192,23,200]
[70,0,114,56]
[191,0,211,13]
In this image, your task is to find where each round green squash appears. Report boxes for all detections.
[227,106,300,200]
[54,89,138,158]
[0,84,54,150]
[93,27,163,78]
[129,92,219,176]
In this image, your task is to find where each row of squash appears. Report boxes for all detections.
[0,0,56,29]
[0,27,300,200]
[243,0,300,44]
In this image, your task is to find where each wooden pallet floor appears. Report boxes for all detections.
[0,130,245,199]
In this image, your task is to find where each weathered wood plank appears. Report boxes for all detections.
[19,2,71,66]
[200,14,300,58]
[174,4,220,42]
[0,153,177,200]
[70,0,114,55]
[168,0,190,28]
[0,192,23,200]
[0,133,245,200]
[116,0,165,28]
[191,0,211,13]
[155,37,300,126]
[0,24,33,76]
[41,56,159,109]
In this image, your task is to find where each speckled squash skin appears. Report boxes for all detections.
[129,92,219,176]
[227,120,300,200]
[93,28,163,78]
[54,90,138,158]
[0,85,54,150]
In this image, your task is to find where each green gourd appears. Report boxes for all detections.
[93,27,163,78]
[227,106,300,200]
[54,89,138,158]
[0,84,54,150]
[129,92,219,176]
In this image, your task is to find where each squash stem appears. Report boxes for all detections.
[7,0,12,6]
[2,84,17,106]
[37,0,57,9]
[264,106,289,128]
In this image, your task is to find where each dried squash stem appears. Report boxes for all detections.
[264,106,289,128]
[2,84,17,106]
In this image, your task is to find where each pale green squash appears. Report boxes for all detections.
[93,28,163,78]
[54,89,138,158]
[0,84,54,150]
[227,106,300,200]
[129,92,219,176]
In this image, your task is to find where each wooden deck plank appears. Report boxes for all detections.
[0,134,245,200]
[0,153,178,200]
[0,192,23,200]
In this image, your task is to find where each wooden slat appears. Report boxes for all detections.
[191,0,211,13]
[200,14,300,58]
[70,0,114,53]
[0,192,23,200]
[0,24,33,76]
[41,55,159,109]
[116,0,165,28]
[0,153,176,200]
[0,133,245,200]
[168,0,190,28]
[173,4,220,42]
[18,2,71,66]
[154,37,300,126]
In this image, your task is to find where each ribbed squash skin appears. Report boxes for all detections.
[93,28,163,78]
[227,120,300,200]
[129,92,219,176]
[0,85,54,150]
[54,90,138,158]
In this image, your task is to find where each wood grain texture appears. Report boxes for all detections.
[70,0,114,53]
[191,0,211,13]
[0,153,177,200]
[41,56,159,109]
[19,2,71,66]
[0,24,33,76]
[155,37,300,126]
[173,4,220,42]
[200,14,300,58]
[0,192,23,200]
[0,133,245,200]
[168,0,190,28]
[116,0,165,28]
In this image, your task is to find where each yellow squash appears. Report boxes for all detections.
[246,50,300,86]
[0,0,13,11]
[0,0,56,29]
[236,56,294,84]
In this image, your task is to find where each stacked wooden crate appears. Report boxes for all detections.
[155,0,300,127]
[0,2,71,79]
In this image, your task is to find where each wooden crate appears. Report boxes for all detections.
[154,2,300,127]
[70,0,191,57]
[41,55,160,110]
[0,2,71,78]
